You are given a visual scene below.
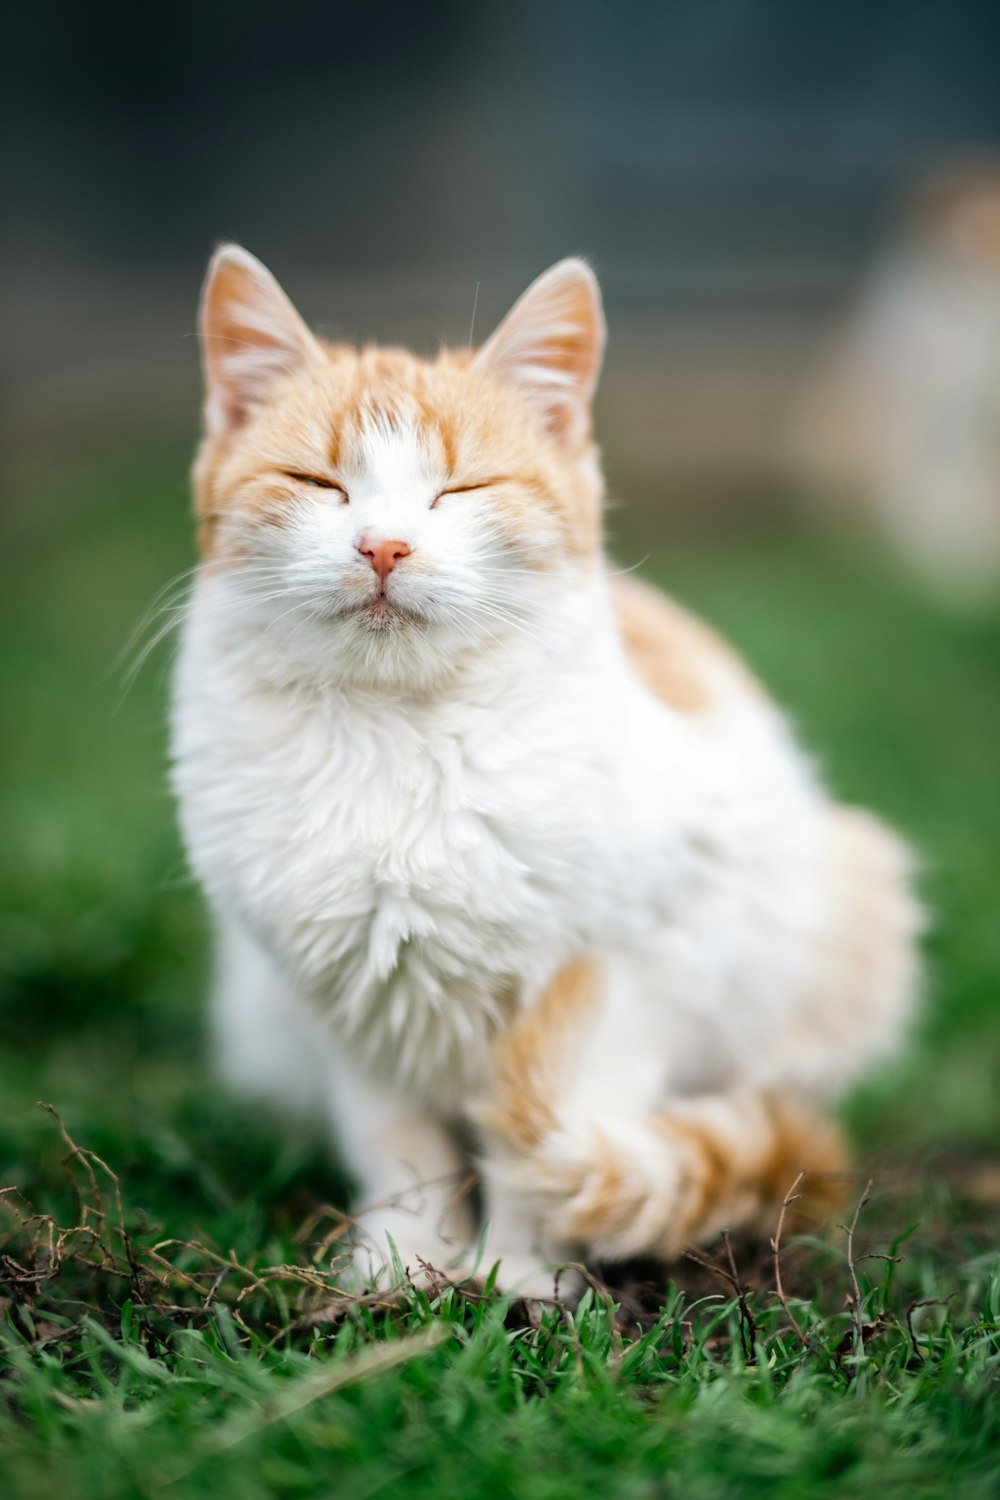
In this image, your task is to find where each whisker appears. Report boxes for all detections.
[114,564,313,708]
[606,554,651,579]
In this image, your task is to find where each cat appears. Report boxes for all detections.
[170,245,921,1299]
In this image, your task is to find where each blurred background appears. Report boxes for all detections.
[2,2,999,1242]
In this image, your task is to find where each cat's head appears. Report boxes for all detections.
[193,246,606,689]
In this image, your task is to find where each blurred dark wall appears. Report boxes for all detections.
[5,0,1000,504]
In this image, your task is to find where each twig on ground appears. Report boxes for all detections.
[770,1170,811,1350]
[723,1230,757,1361]
[682,1234,757,1362]
[844,1179,873,1363]
[903,1295,956,1365]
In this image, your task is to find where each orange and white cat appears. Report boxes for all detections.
[170,246,920,1298]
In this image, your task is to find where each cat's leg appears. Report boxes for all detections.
[569,804,918,1260]
[477,958,848,1278]
[475,1170,585,1303]
[323,1050,475,1288]
[475,958,651,1298]
[481,810,916,1279]
[213,922,474,1283]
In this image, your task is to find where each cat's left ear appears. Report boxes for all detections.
[475,259,605,448]
[199,244,322,438]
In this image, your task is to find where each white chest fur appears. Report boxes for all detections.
[171,575,827,1101]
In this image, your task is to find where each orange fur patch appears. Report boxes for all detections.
[558,1137,645,1243]
[612,573,763,714]
[756,1095,851,1229]
[479,958,602,1153]
[555,1093,848,1258]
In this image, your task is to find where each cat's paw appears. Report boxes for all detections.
[347,1234,473,1295]
[486,1251,584,1306]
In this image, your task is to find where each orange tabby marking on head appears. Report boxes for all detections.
[194,341,602,565]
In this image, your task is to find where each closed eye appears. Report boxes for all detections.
[431,477,506,508]
[279,469,349,502]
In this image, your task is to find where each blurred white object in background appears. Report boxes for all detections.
[792,161,1000,606]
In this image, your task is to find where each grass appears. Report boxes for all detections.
[2,441,999,1497]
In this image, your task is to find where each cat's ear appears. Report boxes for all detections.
[475,259,605,447]
[198,245,321,437]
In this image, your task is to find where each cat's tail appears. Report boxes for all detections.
[477,961,848,1262]
[479,800,920,1262]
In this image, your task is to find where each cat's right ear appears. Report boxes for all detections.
[198,245,320,437]
[475,259,605,450]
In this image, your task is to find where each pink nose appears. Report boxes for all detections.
[357,534,412,584]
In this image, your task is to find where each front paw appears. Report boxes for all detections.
[486,1250,584,1305]
[348,1232,472,1293]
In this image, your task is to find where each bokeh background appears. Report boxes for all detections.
[3,2,1000,1243]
